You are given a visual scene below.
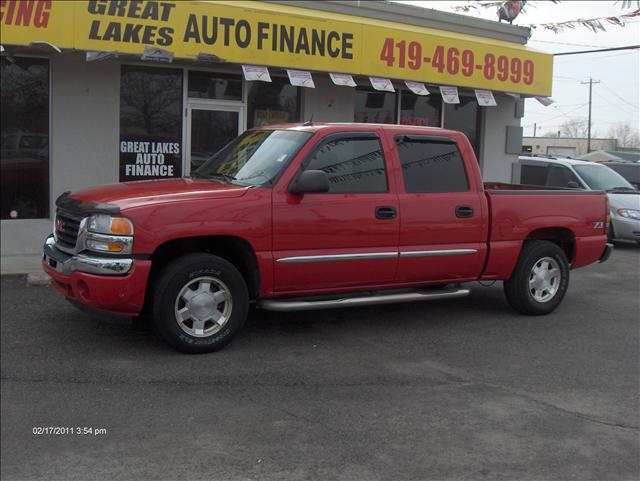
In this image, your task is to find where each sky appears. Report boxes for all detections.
[395,0,640,138]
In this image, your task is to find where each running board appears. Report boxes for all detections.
[258,287,470,312]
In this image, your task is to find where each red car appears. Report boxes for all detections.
[43,124,612,353]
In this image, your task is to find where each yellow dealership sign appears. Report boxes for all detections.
[0,0,553,96]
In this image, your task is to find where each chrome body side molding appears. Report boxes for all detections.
[399,249,478,258]
[276,252,398,263]
[276,249,477,263]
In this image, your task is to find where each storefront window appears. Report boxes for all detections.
[443,97,481,158]
[400,91,442,127]
[354,88,397,124]
[247,77,299,128]
[119,66,183,182]
[1,57,49,220]
[188,71,242,101]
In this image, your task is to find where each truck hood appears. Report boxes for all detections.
[69,178,251,211]
[608,192,640,210]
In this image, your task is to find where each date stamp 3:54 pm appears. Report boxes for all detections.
[32,426,108,436]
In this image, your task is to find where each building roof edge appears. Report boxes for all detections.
[266,0,532,45]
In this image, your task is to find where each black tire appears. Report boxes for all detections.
[503,240,570,316]
[151,253,249,353]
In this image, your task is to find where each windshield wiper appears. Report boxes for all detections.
[607,187,637,192]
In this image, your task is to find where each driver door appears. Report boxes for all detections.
[271,131,400,293]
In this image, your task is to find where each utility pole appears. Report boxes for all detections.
[581,77,600,153]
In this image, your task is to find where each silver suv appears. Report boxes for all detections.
[515,155,639,244]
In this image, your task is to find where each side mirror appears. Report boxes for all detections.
[567,181,580,189]
[289,170,330,195]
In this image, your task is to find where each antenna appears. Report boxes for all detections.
[303,114,314,126]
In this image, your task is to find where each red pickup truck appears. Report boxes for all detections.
[43,124,612,353]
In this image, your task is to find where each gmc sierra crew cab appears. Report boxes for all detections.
[43,124,613,353]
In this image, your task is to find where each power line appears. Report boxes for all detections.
[589,83,640,116]
[530,39,604,48]
[524,103,589,124]
[595,89,640,117]
[556,50,640,63]
[599,81,640,110]
[554,45,640,56]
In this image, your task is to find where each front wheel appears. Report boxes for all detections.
[151,253,249,353]
[503,241,570,316]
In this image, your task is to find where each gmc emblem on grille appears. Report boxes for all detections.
[55,218,65,231]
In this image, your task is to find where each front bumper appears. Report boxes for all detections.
[43,236,132,275]
[611,216,640,242]
[42,236,151,316]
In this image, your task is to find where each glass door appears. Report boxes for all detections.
[186,103,243,174]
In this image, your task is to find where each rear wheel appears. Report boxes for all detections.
[504,241,570,316]
[151,253,249,353]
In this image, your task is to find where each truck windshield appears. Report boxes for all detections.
[192,129,312,186]
[573,164,637,192]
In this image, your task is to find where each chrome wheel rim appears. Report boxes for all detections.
[528,256,561,303]
[174,276,233,337]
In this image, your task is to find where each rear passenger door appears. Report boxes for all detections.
[394,135,487,283]
[272,132,400,293]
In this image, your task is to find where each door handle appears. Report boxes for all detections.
[375,206,397,219]
[455,205,474,218]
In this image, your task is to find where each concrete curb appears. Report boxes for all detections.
[26,272,51,286]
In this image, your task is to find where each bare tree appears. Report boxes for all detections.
[559,119,591,138]
[608,122,640,148]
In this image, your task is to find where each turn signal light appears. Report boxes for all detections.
[107,242,124,252]
[110,218,133,235]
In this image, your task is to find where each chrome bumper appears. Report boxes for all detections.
[43,236,133,275]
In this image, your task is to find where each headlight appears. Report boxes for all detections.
[86,215,134,254]
[88,214,134,235]
[617,208,640,220]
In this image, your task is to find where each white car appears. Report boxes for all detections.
[515,156,640,244]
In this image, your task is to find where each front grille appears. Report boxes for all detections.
[55,209,83,250]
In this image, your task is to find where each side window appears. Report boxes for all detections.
[395,137,469,193]
[304,137,387,193]
[547,165,581,188]
[520,163,548,186]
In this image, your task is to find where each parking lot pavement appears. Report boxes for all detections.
[1,245,638,481]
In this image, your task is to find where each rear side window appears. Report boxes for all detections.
[304,136,387,193]
[546,165,581,188]
[395,137,469,193]
[520,164,548,186]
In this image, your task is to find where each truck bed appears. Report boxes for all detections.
[480,184,608,280]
